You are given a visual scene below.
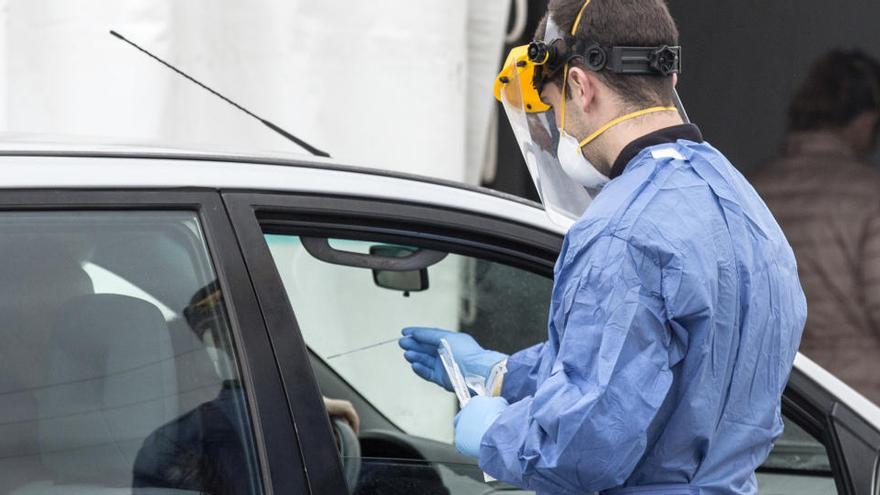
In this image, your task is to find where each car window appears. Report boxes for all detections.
[757,416,838,494]
[266,233,549,494]
[0,211,263,495]
[265,234,551,443]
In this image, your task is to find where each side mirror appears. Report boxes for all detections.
[369,245,429,293]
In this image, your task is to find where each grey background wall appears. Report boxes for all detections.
[669,0,880,175]
[490,1,880,199]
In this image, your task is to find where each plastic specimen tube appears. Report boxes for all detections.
[439,338,471,407]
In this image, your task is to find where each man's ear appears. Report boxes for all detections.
[566,66,597,114]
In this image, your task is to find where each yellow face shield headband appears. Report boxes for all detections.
[492,0,592,118]
[493,46,551,114]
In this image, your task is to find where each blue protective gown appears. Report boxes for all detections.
[479,139,807,495]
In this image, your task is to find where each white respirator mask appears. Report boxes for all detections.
[557,128,610,189]
[557,85,676,189]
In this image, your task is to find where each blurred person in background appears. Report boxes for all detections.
[752,49,880,404]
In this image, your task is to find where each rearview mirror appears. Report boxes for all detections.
[369,245,429,294]
[299,237,444,295]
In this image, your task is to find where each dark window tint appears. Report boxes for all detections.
[0,211,263,495]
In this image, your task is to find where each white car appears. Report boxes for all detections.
[0,143,877,495]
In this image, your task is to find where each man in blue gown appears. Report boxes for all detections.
[400,0,806,494]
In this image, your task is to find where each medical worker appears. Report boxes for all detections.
[400,0,806,494]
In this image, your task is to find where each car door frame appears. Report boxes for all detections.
[223,189,561,494]
[0,188,307,494]
[784,365,880,495]
[223,187,880,495]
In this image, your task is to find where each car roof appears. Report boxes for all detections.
[0,143,564,236]
[1,143,878,429]
[794,354,880,429]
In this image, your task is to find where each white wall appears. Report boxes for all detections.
[0,0,511,183]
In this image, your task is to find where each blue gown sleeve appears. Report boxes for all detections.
[478,235,689,494]
[500,342,548,404]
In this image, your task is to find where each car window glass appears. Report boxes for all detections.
[757,416,837,494]
[265,234,550,443]
[0,211,264,495]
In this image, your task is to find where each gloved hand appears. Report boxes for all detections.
[399,327,507,391]
[454,395,509,457]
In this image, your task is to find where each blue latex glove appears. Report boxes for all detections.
[399,327,507,391]
[454,396,509,457]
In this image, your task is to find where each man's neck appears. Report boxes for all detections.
[587,111,686,175]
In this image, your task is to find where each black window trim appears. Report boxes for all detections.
[0,188,306,495]
[873,453,879,495]
[253,195,562,271]
[784,360,880,495]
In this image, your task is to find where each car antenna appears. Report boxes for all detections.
[109,30,331,158]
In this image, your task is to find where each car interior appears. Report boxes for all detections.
[0,213,256,495]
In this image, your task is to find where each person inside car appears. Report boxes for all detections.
[133,281,359,494]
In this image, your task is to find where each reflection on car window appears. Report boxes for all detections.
[757,416,837,494]
[763,417,832,472]
[0,212,263,495]
[82,261,177,320]
[265,234,550,444]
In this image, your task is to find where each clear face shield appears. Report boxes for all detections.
[494,3,686,230]
[494,46,592,229]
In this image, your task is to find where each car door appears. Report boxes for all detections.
[223,187,878,495]
[0,189,306,494]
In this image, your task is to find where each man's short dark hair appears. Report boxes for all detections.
[788,49,880,132]
[540,0,679,108]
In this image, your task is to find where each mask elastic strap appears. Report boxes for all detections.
[571,0,591,35]
[559,0,592,131]
[578,106,678,148]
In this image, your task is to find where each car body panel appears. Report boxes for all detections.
[0,151,557,235]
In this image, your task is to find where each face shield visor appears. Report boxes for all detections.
[494,2,687,230]
[494,44,592,229]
